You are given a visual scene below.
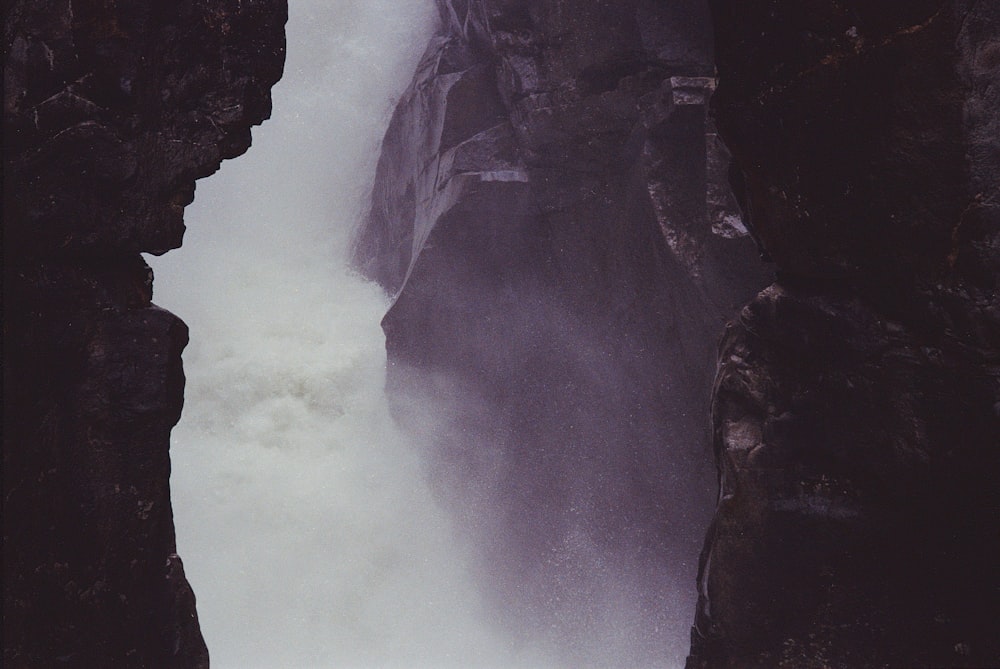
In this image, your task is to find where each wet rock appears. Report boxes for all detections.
[688,1,1000,667]
[352,0,769,662]
[3,1,287,666]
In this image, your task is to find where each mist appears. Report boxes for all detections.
[148,1,699,667]
[147,1,535,666]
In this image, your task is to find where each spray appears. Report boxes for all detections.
[148,1,554,666]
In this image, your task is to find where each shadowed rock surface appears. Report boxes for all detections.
[688,1,1000,667]
[352,0,769,663]
[3,1,286,666]
[15,0,990,665]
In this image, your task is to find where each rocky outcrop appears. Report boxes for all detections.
[3,2,286,666]
[688,1,1000,667]
[352,0,769,662]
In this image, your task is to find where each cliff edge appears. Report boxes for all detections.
[688,2,1000,667]
[3,2,286,666]
[352,0,769,662]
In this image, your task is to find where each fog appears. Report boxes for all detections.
[148,1,696,667]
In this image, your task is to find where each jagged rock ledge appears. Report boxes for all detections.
[688,2,1000,667]
[3,2,287,666]
[352,0,769,663]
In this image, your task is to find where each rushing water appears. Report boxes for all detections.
[149,1,698,666]
[148,2,555,667]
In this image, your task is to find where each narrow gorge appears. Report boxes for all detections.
[4,1,998,668]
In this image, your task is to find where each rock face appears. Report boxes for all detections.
[352,0,769,662]
[3,2,286,667]
[688,1,1000,667]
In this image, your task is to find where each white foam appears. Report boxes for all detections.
[147,1,556,666]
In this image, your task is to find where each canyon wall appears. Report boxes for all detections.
[688,1,1000,667]
[9,0,993,666]
[359,0,1000,667]
[3,2,286,666]
[352,0,769,662]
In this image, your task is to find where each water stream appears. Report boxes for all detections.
[148,2,695,666]
[148,2,552,666]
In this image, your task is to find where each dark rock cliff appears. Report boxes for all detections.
[3,2,286,666]
[358,0,1000,666]
[352,0,769,663]
[688,1,1000,667]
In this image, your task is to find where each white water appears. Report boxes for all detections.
[147,2,556,666]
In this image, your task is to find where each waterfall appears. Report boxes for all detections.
[147,1,554,667]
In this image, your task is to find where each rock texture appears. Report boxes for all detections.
[352,0,769,663]
[3,2,286,666]
[688,1,1000,667]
